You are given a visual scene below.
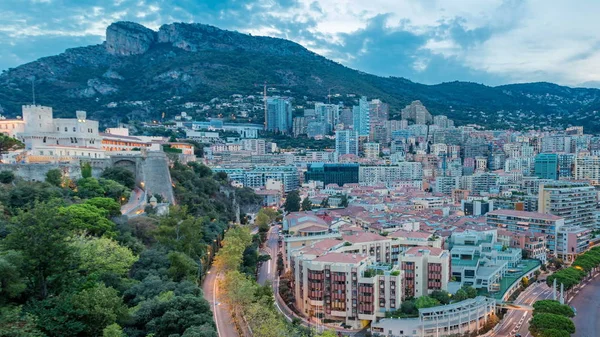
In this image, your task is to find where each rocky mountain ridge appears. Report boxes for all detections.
[1,21,600,131]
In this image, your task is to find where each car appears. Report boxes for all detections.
[515,334,522,337]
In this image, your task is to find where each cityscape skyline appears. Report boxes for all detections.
[2,0,600,87]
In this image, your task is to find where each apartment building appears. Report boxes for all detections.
[290,249,402,329]
[575,156,600,185]
[486,209,564,256]
[399,246,450,298]
[556,226,591,263]
[538,181,597,228]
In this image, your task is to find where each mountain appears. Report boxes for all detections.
[1,21,600,131]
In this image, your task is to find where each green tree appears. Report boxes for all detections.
[0,170,15,184]
[154,207,207,261]
[533,300,575,317]
[45,168,63,186]
[167,251,199,282]
[0,306,45,337]
[3,203,74,299]
[340,194,349,208]
[415,296,440,309]
[85,197,122,217]
[0,134,24,159]
[453,288,468,302]
[103,323,126,337]
[301,198,312,211]
[99,178,130,201]
[131,294,215,337]
[0,250,27,302]
[430,290,452,305]
[320,197,330,208]
[81,162,93,178]
[529,313,575,336]
[283,190,301,213]
[71,235,138,278]
[33,284,127,337]
[72,284,128,337]
[101,167,136,189]
[464,285,477,298]
[539,329,571,337]
[77,177,105,199]
[59,203,116,237]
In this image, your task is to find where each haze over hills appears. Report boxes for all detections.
[1,21,600,131]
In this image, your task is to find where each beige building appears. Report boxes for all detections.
[399,246,451,298]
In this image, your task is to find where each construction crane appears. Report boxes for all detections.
[254,81,288,130]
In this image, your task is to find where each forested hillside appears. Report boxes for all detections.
[0,162,262,337]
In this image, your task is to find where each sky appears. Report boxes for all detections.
[2,0,600,87]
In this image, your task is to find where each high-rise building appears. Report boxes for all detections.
[305,163,359,186]
[538,181,597,228]
[339,108,353,129]
[314,103,340,133]
[292,117,307,137]
[557,154,574,179]
[401,100,432,125]
[352,96,370,137]
[534,153,559,180]
[335,130,359,157]
[266,97,292,133]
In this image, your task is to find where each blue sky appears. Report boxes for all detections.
[2,0,600,87]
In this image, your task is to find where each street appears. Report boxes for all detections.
[202,267,239,337]
[492,281,555,337]
[258,225,279,285]
[570,273,600,337]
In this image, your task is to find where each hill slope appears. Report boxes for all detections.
[1,21,600,131]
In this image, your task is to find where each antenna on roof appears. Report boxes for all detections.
[30,76,36,105]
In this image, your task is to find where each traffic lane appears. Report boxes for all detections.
[572,277,600,337]
[493,282,549,336]
[202,270,238,337]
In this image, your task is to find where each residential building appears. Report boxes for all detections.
[575,156,600,185]
[399,247,451,298]
[359,163,423,185]
[364,142,380,159]
[401,100,432,125]
[538,181,597,228]
[556,226,591,263]
[486,209,564,256]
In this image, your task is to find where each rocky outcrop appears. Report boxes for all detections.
[105,22,156,56]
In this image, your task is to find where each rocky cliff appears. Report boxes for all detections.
[105,21,156,56]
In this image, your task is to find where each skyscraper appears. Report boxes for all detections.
[266,97,292,134]
[335,130,359,157]
[352,96,370,137]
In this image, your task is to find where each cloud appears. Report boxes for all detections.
[1,0,600,87]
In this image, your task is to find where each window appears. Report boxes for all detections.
[65,127,68,132]
[43,137,46,143]
[73,127,76,132]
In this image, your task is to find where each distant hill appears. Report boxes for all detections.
[1,21,600,131]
